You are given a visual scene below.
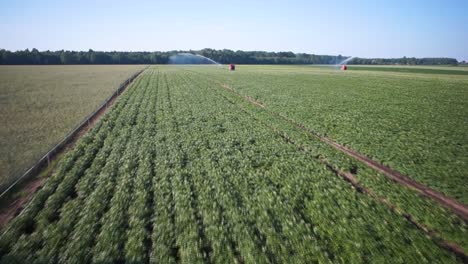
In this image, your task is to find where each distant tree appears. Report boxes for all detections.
[0,49,7,64]
[401,56,407,65]
[0,48,459,65]
[60,51,74,64]
[88,49,96,64]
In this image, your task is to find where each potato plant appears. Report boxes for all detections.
[0,67,465,264]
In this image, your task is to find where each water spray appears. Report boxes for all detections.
[335,56,355,70]
[168,53,222,66]
[337,56,355,65]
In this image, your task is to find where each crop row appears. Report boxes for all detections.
[186,67,468,252]
[175,70,460,259]
[194,66,468,205]
[0,67,463,263]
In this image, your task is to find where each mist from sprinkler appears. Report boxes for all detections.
[169,53,222,66]
[337,56,355,65]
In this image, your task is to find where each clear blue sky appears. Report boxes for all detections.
[1,0,467,60]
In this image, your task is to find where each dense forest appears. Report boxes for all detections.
[0,48,459,65]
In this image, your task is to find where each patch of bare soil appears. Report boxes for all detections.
[0,176,45,228]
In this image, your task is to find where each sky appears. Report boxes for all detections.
[1,0,467,61]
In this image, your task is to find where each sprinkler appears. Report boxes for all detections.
[336,56,354,70]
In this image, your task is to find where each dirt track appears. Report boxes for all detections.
[212,85,467,261]
[0,177,45,228]
[217,81,468,221]
[277,112,468,220]
[221,84,265,108]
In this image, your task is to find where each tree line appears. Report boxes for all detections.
[0,49,169,65]
[0,48,459,65]
[348,56,458,65]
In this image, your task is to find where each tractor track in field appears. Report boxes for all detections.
[208,83,468,261]
[220,84,265,108]
[273,110,468,220]
[265,117,468,262]
[211,79,468,222]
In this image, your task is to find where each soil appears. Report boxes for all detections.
[0,177,46,228]
[221,84,265,108]
[319,136,468,220]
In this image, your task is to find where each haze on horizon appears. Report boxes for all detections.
[1,0,467,61]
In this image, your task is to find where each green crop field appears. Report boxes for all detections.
[349,65,468,75]
[191,65,468,204]
[0,65,145,190]
[1,65,467,263]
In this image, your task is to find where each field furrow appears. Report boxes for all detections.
[1,66,466,264]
